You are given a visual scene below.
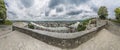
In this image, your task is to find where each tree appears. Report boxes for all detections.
[98,6,108,19]
[114,7,120,21]
[0,0,7,24]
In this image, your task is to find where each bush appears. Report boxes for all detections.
[28,23,34,29]
[82,20,89,25]
[0,20,12,25]
[4,20,12,25]
[77,24,86,31]
[82,18,92,25]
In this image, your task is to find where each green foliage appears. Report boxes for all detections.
[0,0,7,24]
[111,20,120,23]
[115,7,120,22]
[82,18,93,25]
[77,18,96,31]
[98,6,108,19]
[28,23,34,29]
[77,24,86,31]
[0,20,12,25]
[4,20,12,25]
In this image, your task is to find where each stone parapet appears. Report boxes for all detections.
[13,21,107,49]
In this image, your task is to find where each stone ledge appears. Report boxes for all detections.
[0,25,12,31]
[12,22,107,49]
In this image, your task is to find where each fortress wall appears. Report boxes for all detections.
[0,25,12,31]
[13,22,107,49]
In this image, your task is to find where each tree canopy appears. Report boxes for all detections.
[115,7,120,21]
[0,0,7,24]
[98,6,108,19]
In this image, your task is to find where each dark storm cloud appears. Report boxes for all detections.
[5,0,120,21]
[49,0,63,8]
[7,11,18,19]
[8,11,16,16]
[20,0,34,8]
[5,2,9,7]
[45,11,50,16]
[56,7,63,12]
[69,0,89,5]
[66,11,83,15]
[90,5,98,12]
[92,7,98,12]
[49,0,89,8]
[66,10,92,15]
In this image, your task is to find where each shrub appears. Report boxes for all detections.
[82,18,92,25]
[77,24,86,31]
[4,20,12,25]
[0,20,12,25]
[28,23,34,29]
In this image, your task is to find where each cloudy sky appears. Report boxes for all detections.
[4,0,120,21]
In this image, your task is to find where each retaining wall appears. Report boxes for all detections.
[0,25,12,31]
[13,22,107,49]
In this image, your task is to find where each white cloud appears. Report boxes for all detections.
[91,0,120,19]
[4,0,120,21]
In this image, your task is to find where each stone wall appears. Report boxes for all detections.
[13,22,107,49]
[0,25,12,31]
